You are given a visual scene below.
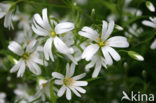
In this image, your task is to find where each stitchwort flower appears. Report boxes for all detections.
[32,8,77,64]
[78,20,129,77]
[142,17,156,49]
[142,17,156,28]
[52,63,88,100]
[0,2,14,29]
[8,40,46,77]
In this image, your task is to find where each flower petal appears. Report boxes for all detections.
[32,22,49,36]
[54,80,63,85]
[82,44,99,61]
[27,61,41,75]
[55,22,74,34]
[10,59,22,73]
[73,81,88,86]
[107,36,129,48]
[66,54,78,64]
[8,41,24,56]
[74,86,86,94]
[85,57,97,71]
[69,63,75,77]
[57,85,66,97]
[106,47,121,61]
[4,11,14,30]
[66,63,70,76]
[54,36,74,54]
[33,8,51,31]
[70,87,81,97]
[78,26,99,42]
[0,12,5,19]
[52,72,64,79]
[26,39,38,53]
[101,20,108,38]
[102,20,114,41]
[142,20,156,28]
[92,61,101,78]
[17,60,25,77]
[73,73,86,80]
[151,39,156,49]
[42,8,51,30]
[101,46,113,65]
[32,57,46,66]
[66,88,71,100]
[44,38,54,61]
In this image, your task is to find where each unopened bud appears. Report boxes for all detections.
[146,1,155,12]
[142,70,147,79]
[115,25,123,31]
[128,51,144,61]
[91,8,95,18]
[74,2,77,6]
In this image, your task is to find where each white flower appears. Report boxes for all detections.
[32,8,77,64]
[0,92,6,103]
[0,3,14,29]
[146,1,155,12]
[13,11,31,32]
[60,33,82,62]
[142,17,156,50]
[151,39,156,49]
[123,0,142,21]
[125,24,143,38]
[85,53,107,78]
[8,40,46,77]
[14,84,36,103]
[35,78,58,102]
[52,63,88,100]
[37,79,50,99]
[79,20,129,65]
[142,17,156,28]
[14,31,34,45]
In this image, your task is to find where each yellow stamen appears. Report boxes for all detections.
[51,31,56,37]
[26,41,30,45]
[62,33,66,37]
[42,83,48,87]
[63,77,75,87]
[22,53,29,62]
[98,41,105,47]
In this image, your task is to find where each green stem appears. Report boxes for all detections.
[50,81,57,103]
[86,77,103,82]
[118,50,128,53]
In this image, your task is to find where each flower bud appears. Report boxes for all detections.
[91,8,95,18]
[128,51,144,61]
[115,24,123,31]
[146,1,155,12]
[142,70,147,79]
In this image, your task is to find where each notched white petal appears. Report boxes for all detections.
[52,72,64,79]
[55,22,74,34]
[8,41,24,56]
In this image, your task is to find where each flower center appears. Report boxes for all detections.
[42,83,48,88]
[26,41,30,45]
[22,53,29,61]
[51,31,56,37]
[98,41,105,47]
[63,77,74,87]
